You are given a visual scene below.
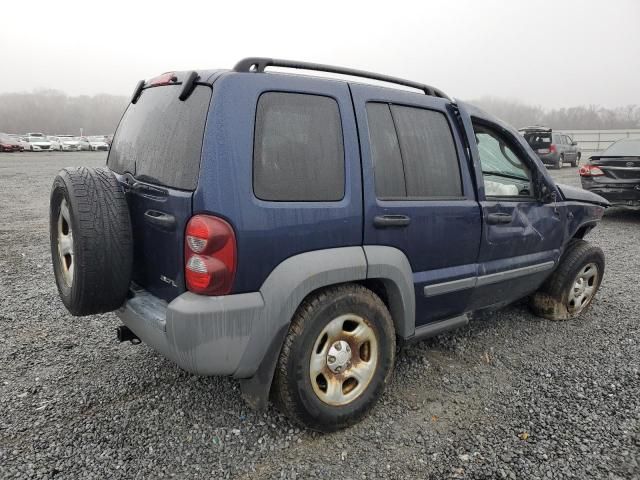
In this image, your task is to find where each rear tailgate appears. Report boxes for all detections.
[107,80,213,302]
[522,130,553,154]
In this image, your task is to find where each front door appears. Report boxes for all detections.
[351,85,482,326]
[457,103,564,309]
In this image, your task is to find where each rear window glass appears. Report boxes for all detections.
[522,132,551,149]
[603,139,640,156]
[253,92,345,201]
[390,105,462,198]
[108,85,212,190]
[366,103,406,197]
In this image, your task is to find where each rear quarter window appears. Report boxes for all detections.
[253,92,345,202]
[108,84,212,191]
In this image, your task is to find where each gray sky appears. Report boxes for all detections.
[2,0,639,108]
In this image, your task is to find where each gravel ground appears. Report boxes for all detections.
[1,153,638,479]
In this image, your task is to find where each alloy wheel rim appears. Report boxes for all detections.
[309,314,378,406]
[567,262,598,313]
[57,198,74,287]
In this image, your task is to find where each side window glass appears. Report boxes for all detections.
[474,125,534,198]
[389,105,462,198]
[253,92,345,201]
[366,103,406,197]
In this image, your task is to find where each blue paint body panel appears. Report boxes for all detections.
[112,69,606,331]
[195,72,363,293]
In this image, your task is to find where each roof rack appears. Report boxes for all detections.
[233,57,451,101]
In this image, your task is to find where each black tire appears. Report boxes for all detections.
[50,167,133,316]
[530,240,604,320]
[273,284,396,432]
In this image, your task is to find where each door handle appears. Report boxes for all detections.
[373,215,411,228]
[486,212,513,225]
[144,210,176,230]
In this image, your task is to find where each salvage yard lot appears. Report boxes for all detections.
[1,152,639,479]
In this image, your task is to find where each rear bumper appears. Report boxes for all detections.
[580,179,640,205]
[537,152,560,165]
[117,287,265,377]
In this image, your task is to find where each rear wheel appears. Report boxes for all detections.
[530,240,604,320]
[273,284,396,431]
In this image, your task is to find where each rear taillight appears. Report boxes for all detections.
[185,215,236,296]
[549,144,557,153]
[579,165,605,177]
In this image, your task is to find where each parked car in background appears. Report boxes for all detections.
[49,58,608,432]
[0,133,24,152]
[13,136,31,151]
[47,136,63,151]
[25,136,53,151]
[519,126,581,169]
[88,136,110,151]
[58,137,88,151]
[580,138,640,207]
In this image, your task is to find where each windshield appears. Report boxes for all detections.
[0,133,12,142]
[28,137,47,142]
[602,139,640,157]
[89,136,104,141]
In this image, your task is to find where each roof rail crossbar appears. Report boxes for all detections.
[233,57,451,101]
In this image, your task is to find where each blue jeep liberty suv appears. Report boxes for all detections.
[50,58,609,431]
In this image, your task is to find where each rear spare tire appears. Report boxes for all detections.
[50,167,133,316]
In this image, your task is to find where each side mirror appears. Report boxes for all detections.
[538,182,558,204]
[572,141,578,146]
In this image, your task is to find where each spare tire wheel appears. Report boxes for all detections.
[50,167,133,316]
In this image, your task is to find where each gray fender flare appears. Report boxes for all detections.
[238,245,416,410]
[363,245,416,338]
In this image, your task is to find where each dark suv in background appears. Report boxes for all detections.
[519,126,581,169]
[49,58,608,431]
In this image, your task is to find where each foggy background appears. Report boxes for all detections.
[1,0,639,134]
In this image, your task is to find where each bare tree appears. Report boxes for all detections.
[470,97,640,130]
[0,90,128,135]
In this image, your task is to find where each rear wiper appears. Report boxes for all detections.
[482,170,530,182]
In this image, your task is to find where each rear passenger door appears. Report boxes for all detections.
[351,85,481,326]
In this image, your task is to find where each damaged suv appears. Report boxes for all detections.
[50,58,609,431]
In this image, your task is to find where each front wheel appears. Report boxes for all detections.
[530,240,604,320]
[273,284,396,431]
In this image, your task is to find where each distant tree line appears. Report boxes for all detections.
[0,90,128,136]
[470,97,640,130]
[0,90,638,135]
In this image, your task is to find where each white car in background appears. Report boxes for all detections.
[25,136,53,151]
[58,136,89,151]
[47,137,63,151]
[88,136,110,151]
